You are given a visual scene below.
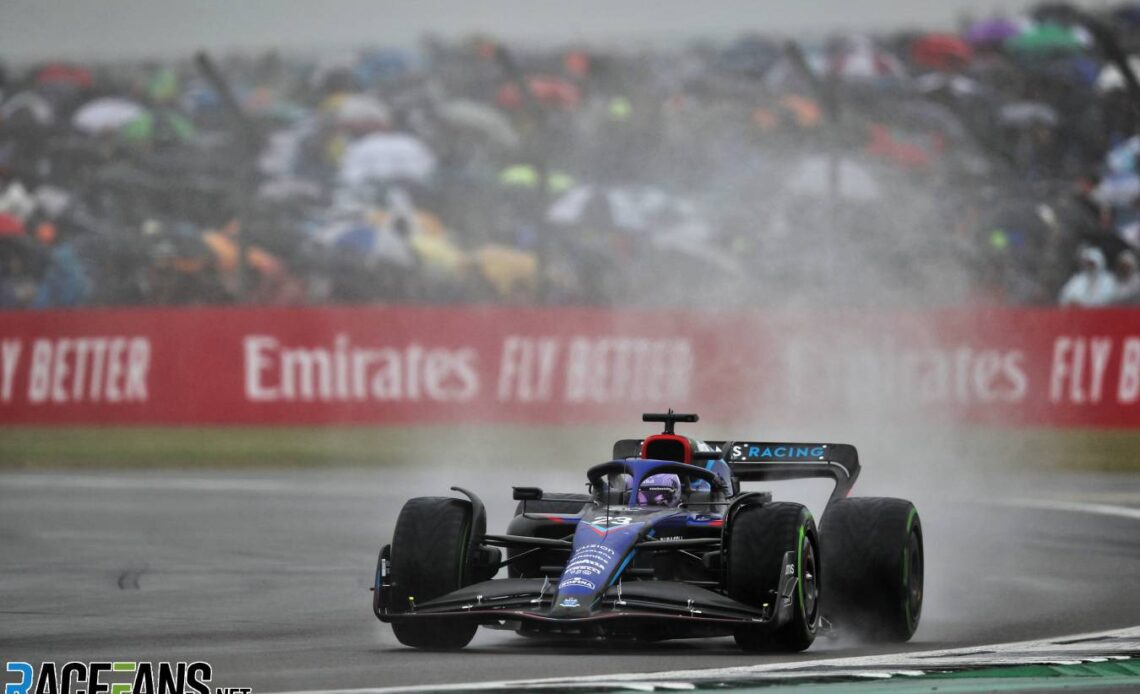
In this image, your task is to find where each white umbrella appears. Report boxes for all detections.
[1092,174,1140,208]
[832,38,909,82]
[1108,136,1140,175]
[0,181,36,220]
[1096,57,1140,92]
[72,97,148,134]
[437,99,519,149]
[0,90,55,126]
[327,93,391,130]
[785,156,882,201]
[338,132,436,186]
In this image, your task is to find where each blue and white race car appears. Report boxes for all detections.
[372,411,923,651]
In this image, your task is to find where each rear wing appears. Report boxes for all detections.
[714,442,860,505]
[612,439,860,505]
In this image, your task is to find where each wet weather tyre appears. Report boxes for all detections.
[821,497,922,642]
[727,502,819,652]
[389,496,478,649]
[513,493,591,517]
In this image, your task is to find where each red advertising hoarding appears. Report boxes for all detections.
[1,306,1139,427]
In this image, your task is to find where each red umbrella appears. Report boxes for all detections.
[34,63,94,89]
[0,213,27,237]
[910,34,973,70]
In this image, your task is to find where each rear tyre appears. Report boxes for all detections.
[821,497,923,642]
[389,496,479,649]
[512,493,591,517]
[727,502,819,652]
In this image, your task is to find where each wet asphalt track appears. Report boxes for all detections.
[1,466,1139,692]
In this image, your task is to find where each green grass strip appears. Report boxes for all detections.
[2,424,1139,471]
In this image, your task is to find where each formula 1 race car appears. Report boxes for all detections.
[372,411,923,651]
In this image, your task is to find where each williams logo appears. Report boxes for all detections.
[4,662,249,694]
[558,597,580,608]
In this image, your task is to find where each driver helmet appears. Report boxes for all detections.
[638,473,682,507]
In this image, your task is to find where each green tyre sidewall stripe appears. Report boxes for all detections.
[797,523,805,615]
[903,505,918,628]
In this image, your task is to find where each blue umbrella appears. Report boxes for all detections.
[964,18,1023,46]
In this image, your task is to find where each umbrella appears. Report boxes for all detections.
[910,34,973,70]
[830,38,909,83]
[999,101,1059,127]
[437,99,519,149]
[0,182,35,221]
[963,18,1025,46]
[34,64,93,89]
[338,133,436,186]
[1092,173,1140,207]
[0,91,55,127]
[1005,23,1087,55]
[785,156,883,201]
[1096,56,1140,92]
[72,97,148,134]
[0,213,25,237]
[1108,136,1140,174]
[322,93,391,132]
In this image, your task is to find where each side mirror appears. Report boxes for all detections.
[512,486,543,501]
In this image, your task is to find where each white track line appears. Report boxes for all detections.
[268,625,1140,693]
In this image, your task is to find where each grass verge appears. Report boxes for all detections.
[0,424,626,468]
[0,424,1137,471]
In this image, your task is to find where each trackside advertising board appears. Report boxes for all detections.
[0,306,1138,427]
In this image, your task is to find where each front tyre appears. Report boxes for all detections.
[389,496,479,649]
[821,497,923,642]
[727,502,819,652]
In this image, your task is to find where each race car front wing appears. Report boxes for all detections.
[373,550,800,635]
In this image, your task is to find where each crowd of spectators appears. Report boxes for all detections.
[5,3,1140,310]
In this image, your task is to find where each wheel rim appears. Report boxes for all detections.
[801,535,819,624]
[905,529,923,627]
